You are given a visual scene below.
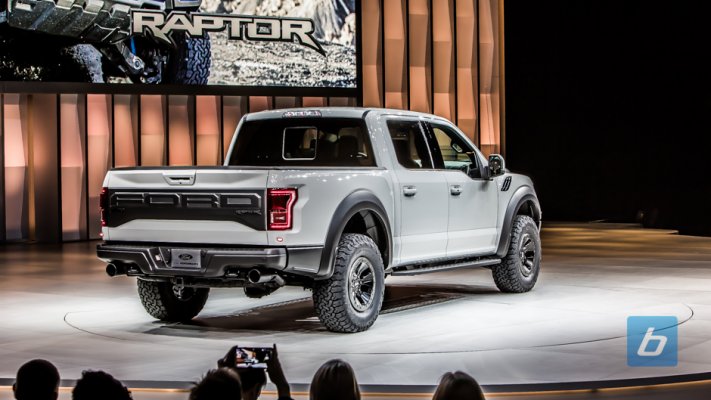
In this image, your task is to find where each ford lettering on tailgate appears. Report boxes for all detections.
[106,190,265,230]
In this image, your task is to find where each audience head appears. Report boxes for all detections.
[432,371,485,400]
[190,368,243,400]
[309,359,360,400]
[13,359,60,400]
[72,370,132,400]
[237,368,267,400]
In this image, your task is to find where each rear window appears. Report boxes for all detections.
[229,118,376,167]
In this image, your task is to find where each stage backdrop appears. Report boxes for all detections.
[0,0,504,243]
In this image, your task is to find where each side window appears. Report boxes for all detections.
[429,123,481,178]
[386,119,433,169]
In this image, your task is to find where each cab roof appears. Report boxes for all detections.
[243,107,452,124]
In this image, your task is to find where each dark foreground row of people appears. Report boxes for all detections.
[13,346,486,400]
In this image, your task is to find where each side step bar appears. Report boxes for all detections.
[391,257,501,276]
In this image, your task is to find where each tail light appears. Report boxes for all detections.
[267,188,297,230]
[100,187,108,227]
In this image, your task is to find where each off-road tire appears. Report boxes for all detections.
[164,33,211,84]
[137,279,209,322]
[0,27,103,82]
[492,215,541,293]
[313,234,385,333]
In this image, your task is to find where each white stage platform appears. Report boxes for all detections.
[1,223,711,398]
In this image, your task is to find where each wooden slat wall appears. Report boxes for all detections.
[383,0,409,109]
[3,94,29,241]
[456,0,479,142]
[362,0,504,149]
[30,94,60,243]
[361,0,384,107]
[433,0,456,121]
[196,96,221,166]
[408,0,432,113]
[0,94,4,242]
[60,94,88,241]
[87,94,112,239]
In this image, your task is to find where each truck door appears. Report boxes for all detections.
[425,121,499,257]
[385,118,449,264]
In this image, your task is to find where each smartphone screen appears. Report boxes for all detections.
[235,347,272,369]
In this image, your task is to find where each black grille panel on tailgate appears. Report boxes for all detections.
[106,190,266,230]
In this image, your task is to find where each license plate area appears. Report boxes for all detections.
[170,249,202,269]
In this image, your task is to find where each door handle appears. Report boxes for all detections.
[450,185,462,196]
[403,186,417,197]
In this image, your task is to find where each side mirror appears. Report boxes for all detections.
[488,154,506,177]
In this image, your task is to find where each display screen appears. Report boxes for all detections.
[0,0,358,91]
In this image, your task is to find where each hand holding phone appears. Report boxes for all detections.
[235,346,273,369]
[217,344,290,398]
[266,344,290,398]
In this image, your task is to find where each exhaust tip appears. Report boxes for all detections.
[106,263,127,277]
[247,269,261,284]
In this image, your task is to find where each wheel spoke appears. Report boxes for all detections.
[524,260,534,270]
[361,271,374,284]
[358,291,371,305]
[523,240,535,253]
[352,261,361,276]
[355,260,368,276]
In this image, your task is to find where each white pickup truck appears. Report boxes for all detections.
[97,108,542,332]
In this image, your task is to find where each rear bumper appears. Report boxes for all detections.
[97,243,324,279]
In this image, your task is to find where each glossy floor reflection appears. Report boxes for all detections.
[1,223,711,400]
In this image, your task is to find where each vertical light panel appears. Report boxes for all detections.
[408,0,432,113]
[222,96,247,161]
[384,0,408,109]
[113,95,139,167]
[498,0,506,154]
[302,97,327,107]
[3,94,29,240]
[87,94,112,239]
[168,95,194,166]
[196,96,221,166]
[249,96,272,112]
[31,94,60,243]
[60,94,87,241]
[328,98,357,107]
[0,94,4,242]
[274,97,299,109]
[479,0,501,155]
[433,0,456,121]
[456,0,478,142]
[141,95,166,166]
[362,0,384,107]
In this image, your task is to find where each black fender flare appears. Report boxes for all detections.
[316,190,392,280]
[495,186,542,258]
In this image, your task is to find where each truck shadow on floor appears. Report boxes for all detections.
[146,284,499,336]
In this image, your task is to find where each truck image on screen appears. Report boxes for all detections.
[0,0,211,84]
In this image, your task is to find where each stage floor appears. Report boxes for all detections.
[1,223,711,399]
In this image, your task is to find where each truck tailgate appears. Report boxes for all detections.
[103,168,268,245]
